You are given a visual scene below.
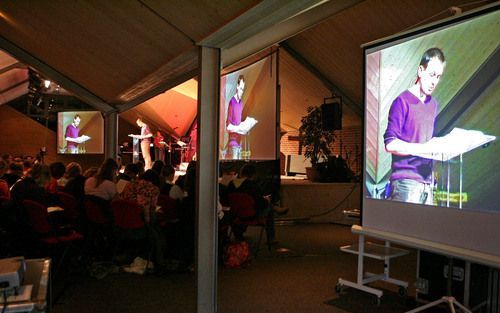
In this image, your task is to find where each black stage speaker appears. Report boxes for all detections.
[321,101,342,130]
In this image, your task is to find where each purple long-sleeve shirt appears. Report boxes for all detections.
[65,124,79,149]
[226,96,243,148]
[384,90,438,183]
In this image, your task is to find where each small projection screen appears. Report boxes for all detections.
[57,111,104,154]
[362,4,500,258]
[219,53,278,161]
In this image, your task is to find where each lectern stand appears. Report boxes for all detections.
[132,138,140,164]
[408,128,495,312]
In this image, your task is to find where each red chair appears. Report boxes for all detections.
[83,195,113,260]
[111,199,157,270]
[57,191,80,224]
[111,199,145,230]
[156,195,179,227]
[226,192,270,257]
[83,195,112,225]
[22,199,84,278]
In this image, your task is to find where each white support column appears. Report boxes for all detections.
[196,46,220,313]
[104,111,118,160]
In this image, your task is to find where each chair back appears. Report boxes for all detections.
[111,199,144,229]
[83,195,112,224]
[227,192,256,219]
[57,191,79,221]
[157,195,179,222]
[22,199,51,234]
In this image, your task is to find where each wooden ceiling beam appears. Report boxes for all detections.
[199,0,326,49]
[221,0,362,68]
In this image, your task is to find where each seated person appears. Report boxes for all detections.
[120,170,165,270]
[160,164,184,200]
[46,162,66,193]
[116,163,140,182]
[120,169,160,224]
[2,162,23,187]
[84,159,118,202]
[224,164,275,242]
[63,162,86,202]
[11,163,51,206]
[116,163,140,194]
[218,164,237,200]
[0,159,10,199]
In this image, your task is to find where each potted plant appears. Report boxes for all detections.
[299,106,336,181]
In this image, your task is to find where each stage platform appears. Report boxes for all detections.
[279,177,361,224]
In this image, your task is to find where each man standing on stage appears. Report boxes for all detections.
[129,117,153,170]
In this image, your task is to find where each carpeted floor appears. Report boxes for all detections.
[51,223,432,313]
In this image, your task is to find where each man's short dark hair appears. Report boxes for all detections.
[161,164,175,178]
[49,162,66,179]
[420,48,445,68]
[142,169,160,187]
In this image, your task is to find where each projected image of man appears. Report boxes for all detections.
[226,75,246,159]
[65,114,84,154]
[384,48,446,205]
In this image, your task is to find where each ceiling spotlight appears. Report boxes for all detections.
[44,80,51,88]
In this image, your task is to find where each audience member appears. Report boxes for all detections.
[160,164,184,199]
[0,160,10,199]
[84,158,118,201]
[2,162,23,187]
[10,163,50,205]
[83,166,99,179]
[46,162,66,193]
[63,162,86,202]
[116,163,140,182]
[22,160,33,176]
[120,169,165,269]
[175,165,196,266]
[151,160,164,176]
[225,164,275,242]
[1,153,12,166]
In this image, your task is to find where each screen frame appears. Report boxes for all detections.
[361,3,500,260]
[57,110,105,154]
[219,51,280,161]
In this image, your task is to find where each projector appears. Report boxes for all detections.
[0,257,25,291]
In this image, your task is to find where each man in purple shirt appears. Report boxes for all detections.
[65,114,81,154]
[384,48,446,205]
[226,75,245,159]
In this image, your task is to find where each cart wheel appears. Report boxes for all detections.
[398,286,408,297]
[335,283,342,293]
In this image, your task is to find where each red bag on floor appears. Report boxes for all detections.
[223,241,250,268]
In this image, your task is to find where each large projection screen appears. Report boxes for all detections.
[219,53,278,161]
[362,4,500,260]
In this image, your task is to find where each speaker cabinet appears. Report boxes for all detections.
[321,102,342,130]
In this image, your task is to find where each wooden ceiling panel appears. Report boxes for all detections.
[142,0,260,42]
